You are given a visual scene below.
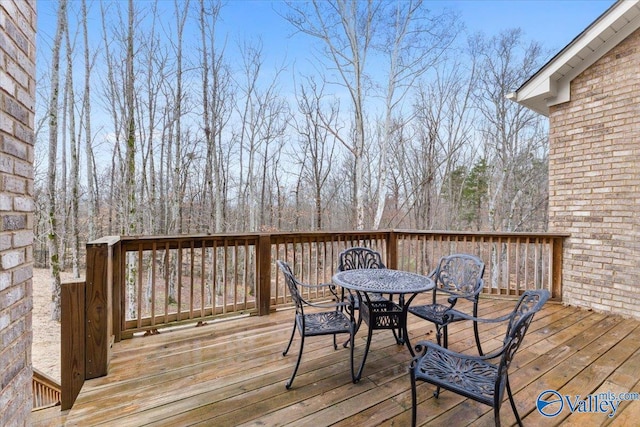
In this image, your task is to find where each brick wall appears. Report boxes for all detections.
[0,0,36,424]
[549,28,640,318]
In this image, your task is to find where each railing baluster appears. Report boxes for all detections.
[243,238,249,309]
[164,242,169,324]
[200,243,205,318]
[189,241,195,319]
[137,244,143,329]
[151,243,156,327]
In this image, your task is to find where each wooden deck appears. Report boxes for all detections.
[32,296,640,426]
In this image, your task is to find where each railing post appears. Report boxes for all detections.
[85,240,111,379]
[258,234,272,315]
[552,237,563,300]
[387,231,398,270]
[111,240,121,343]
[61,280,85,410]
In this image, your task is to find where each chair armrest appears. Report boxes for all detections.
[299,281,340,300]
[411,339,501,363]
[442,309,513,325]
[305,299,350,309]
[299,282,336,291]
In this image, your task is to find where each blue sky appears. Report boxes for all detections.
[210,0,615,64]
[452,0,614,52]
[37,1,615,67]
[38,0,614,56]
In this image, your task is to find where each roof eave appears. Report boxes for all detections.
[510,0,640,117]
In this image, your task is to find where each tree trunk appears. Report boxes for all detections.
[82,0,97,241]
[46,0,68,321]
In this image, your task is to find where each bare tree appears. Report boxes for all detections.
[82,0,98,241]
[46,0,67,321]
[371,0,458,228]
[168,0,190,234]
[474,29,547,232]
[391,54,477,230]
[292,77,338,230]
[234,39,288,231]
[123,0,138,318]
[199,0,232,233]
[137,0,166,235]
[283,0,382,229]
[64,5,80,278]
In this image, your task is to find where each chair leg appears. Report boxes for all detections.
[410,365,418,427]
[283,321,296,356]
[404,323,415,356]
[435,324,443,347]
[473,303,484,356]
[442,324,448,349]
[349,329,356,383]
[353,323,374,383]
[473,320,484,355]
[506,375,523,427]
[343,311,363,348]
[285,333,304,389]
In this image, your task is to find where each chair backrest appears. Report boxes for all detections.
[503,289,550,352]
[338,247,386,271]
[432,254,485,298]
[277,260,304,312]
[498,289,550,382]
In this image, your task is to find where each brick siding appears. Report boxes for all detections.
[549,28,640,318]
[0,0,36,425]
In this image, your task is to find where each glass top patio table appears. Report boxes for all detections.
[332,269,434,382]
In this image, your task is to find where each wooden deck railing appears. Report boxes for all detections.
[97,230,566,340]
[61,229,566,410]
[32,369,61,410]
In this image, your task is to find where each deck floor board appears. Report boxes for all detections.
[31,297,640,426]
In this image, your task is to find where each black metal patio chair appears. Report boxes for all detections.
[277,260,356,389]
[405,254,485,356]
[409,289,550,427]
[337,247,396,344]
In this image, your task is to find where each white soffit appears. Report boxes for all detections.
[509,0,640,116]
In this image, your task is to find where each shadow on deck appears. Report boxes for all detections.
[32,296,640,426]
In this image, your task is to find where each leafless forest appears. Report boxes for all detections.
[34,0,549,318]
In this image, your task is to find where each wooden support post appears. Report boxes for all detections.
[387,231,398,270]
[552,237,563,300]
[111,241,121,343]
[61,281,85,410]
[258,234,272,316]
[85,242,111,379]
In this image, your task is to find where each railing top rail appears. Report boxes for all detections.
[392,230,570,239]
[87,235,121,246]
[114,234,263,251]
[89,230,569,245]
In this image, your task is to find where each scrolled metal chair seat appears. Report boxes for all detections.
[411,341,499,405]
[409,289,550,427]
[297,310,353,336]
